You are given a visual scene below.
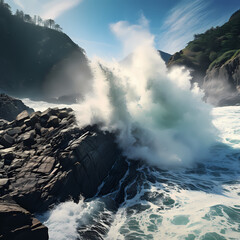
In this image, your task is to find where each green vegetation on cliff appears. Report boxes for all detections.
[168,9,240,84]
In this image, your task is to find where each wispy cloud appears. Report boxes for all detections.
[13,0,82,19]
[159,0,225,54]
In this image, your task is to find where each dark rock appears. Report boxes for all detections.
[0,8,92,101]
[22,130,36,147]
[20,124,27,132]
[7,127,21,136]
[34,123,42,135]
[29,113,40,126]
[40,127,48,136]
[0,120,8,130]
[0,94,34,122]
[0,107,128,240]
[3,152,15,165]
[58,110,69,119]
[24,118,32,127]
[0,201,48,240]
[0,134,14,148]
[47,116,59,128]
[0,108,123,215]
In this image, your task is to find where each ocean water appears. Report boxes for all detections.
[24,20,240,239]
[25,97,240,239]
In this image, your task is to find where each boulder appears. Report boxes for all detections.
[22,130,36,147]
[0,201,48,240]
[0,94,34,122]
[58,110,69,119]
[0,178,8,188]
[3,152,15,165]
[47,116,59,128]
[0,120,8,130]
[0,134,14,148]
[16,110,29,122]
[7,127,21,136]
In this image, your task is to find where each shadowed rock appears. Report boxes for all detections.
[0,200,48,240]
[0,108,122,214]
[0,94,33,121]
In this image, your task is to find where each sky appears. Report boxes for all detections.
[5,0,240,60]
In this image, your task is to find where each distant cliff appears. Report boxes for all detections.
[158,50,172,63]
[0,2,92,101]
[168,10,240,105]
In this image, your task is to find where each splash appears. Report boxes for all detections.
[74,18,216,168]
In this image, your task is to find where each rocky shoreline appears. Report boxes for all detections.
[0,95,124,239]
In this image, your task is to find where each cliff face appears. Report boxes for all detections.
[167,9,240,105]
[203,51,240,106]
[0,4,92,101]
[205,51,240,86]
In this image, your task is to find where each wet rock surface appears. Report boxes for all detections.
[0,107,123,239]
[0,199,48,240]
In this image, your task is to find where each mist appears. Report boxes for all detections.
[203,78,238,106]
[71,17,217,168]
[43,51,93,101]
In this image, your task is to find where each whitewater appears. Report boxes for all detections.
[24,63,240,240]
[23,97,240,239]
[22,18,240,240]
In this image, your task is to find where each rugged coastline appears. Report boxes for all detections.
[0,95,125,239]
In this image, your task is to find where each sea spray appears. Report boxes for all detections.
[31,18,240,240]
[74,19,216,167]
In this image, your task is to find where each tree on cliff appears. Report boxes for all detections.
[44,19,55,29]
[15,9,24,20]
[0,0,62,31]
[0,0,11,14]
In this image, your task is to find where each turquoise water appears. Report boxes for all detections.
[32,104,240,240]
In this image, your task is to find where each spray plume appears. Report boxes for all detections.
[75,17,216,168]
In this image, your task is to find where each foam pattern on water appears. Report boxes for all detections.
[36,106,240,240]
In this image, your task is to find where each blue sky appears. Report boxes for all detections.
[5,0,240,60]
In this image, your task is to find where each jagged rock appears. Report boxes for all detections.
[0,178,8,188]
[3,152,15,165]
[29,113,40,126]
[47,116,59,128]
[0,94,34,122]
[20,124,27,132]
[0,201,48,240]
[24,118,32,127]
[0,104,127,240]
[0,134,14,148]
[0,120,8,130]
[205,52,240,87]
[16,110,30,122]
[6,127,21,136]
[0,107,122,216]
[22,130,36,147]
[58,110,69,119]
